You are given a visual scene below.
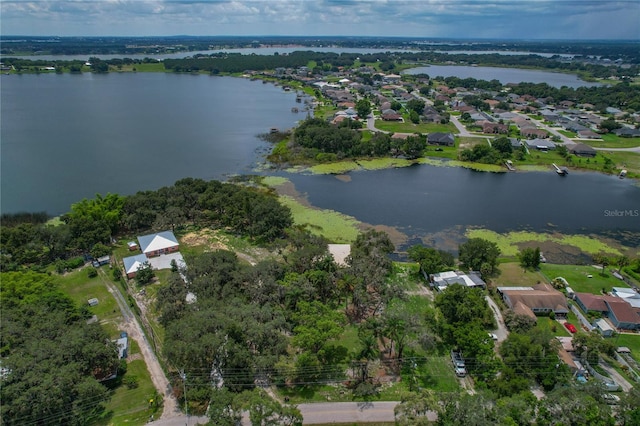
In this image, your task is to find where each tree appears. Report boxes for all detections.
[406,99,426,115]
[593,253,610,277]
[407,245,454,276]
[355,98,372,119]
[1,271,118,425]
[409,109,420,124]
[135,261,154,285]
[237,389,302,426]
[492,137,513,156]
[458,238,501,278]
[394,390,438,426]
[598,118,621,133]
[518,247,541,270]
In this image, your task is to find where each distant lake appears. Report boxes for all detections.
[404,65,602,88]
[7,47,418,62]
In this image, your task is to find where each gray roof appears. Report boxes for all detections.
[525,138,556,149]
[428,132,455,144]
[123,253,149,275]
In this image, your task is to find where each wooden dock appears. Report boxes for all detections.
[553,163,568,175]
[505,160,515,171]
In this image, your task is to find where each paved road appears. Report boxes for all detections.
[599,359,634,392]
[149,402,406,425]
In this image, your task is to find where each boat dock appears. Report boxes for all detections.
[553,163,568,175]
[505,160,515,171]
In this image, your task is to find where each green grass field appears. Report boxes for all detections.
[494,262,548,287]
[538,264,630,294]
[55,265,160,425]
[580,134,640,149]
[374,120,457,134]
[98,360,160,425]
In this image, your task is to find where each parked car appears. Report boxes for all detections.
[488,333,498,341]
[564,322,577,333]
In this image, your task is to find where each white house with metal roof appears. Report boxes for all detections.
[137,230,179,257]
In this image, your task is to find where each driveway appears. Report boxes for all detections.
[147,252,185,271]
[485,295,509,343]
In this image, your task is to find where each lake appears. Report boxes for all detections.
[0,73,302,215]
[280,165,640,250]
[403,65,602,88]
[1,74,637,250]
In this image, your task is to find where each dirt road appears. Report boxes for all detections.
[100,270,179,419]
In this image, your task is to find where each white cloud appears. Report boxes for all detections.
[0,0,638,38]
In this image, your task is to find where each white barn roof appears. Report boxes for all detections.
[138,230,178,254]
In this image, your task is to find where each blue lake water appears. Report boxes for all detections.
[403,65,602,88]
[1,73,637,251]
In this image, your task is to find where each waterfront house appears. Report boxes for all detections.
[427,132,455,146]
[569,143,597,157]
[138,230,179,257]
[429,271,486,291]
[525,139,556,151]
[498,283,568,318]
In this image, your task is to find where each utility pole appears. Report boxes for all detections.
[180,370,189,426]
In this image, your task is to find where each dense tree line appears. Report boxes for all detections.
[157,228,409,417]
[0,271,119,425]
[1,178,292,272]
[279,117,426,162]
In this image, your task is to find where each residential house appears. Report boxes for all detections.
[427,132,455,146]
[138,230,179,257]
[482,122,508,134]
[525,139,556,150]
[429,271,486,292]
[574,292,614,314]
[520,128,548,139]
[122,253,150,279]
[497,283,569,318]
[615,128,640,138]
[509,138,522,148]
[611,287,640,309]
[381,111,403,121]
[577,130,600,139]
[569,143,597,157]
[606,299,640,330]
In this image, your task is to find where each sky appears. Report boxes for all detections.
[1,0,639,40]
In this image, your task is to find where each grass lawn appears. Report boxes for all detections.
[582,134,640,149]
[599,150,640,178]
[98,360,160,426]
[539,264,631,294]
[535,317,571,337]
[388,262,423,292]
[374,120,456,134]
[56,268,122,334]
[494,262,548,287]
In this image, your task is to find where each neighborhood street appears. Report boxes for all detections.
[149,402,405,426]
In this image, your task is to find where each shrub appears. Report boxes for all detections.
[87,268,98,278]
[124,375,139,389]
